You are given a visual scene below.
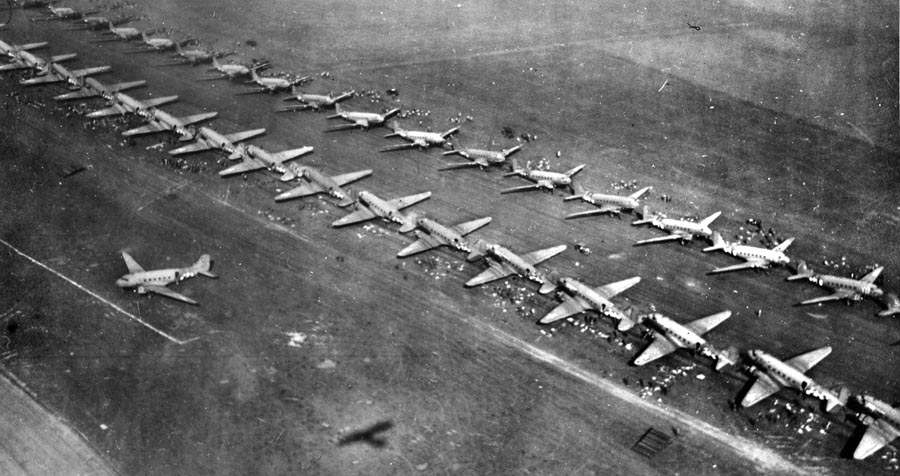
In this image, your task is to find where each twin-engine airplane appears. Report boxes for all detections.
[539,276,641,331]
[85,92,179,118]
[703,232,794,274]
[787,262,884,305]
[326,103,401,131]
[632,207,721,245]
[115,252,217,305]
[218,144,313,178]
[122,108,218,138]
[851,394,900,460]
[466,244,567,294]
[274,165,372,207]
[500,159,585,194]
[332,191,431,232]
[439,144,523,171]
[242,65,308,94]
[380,121,460,152]
[741,346,847,412]
[278,89,355,112]
[168,126,266,158]
[564,184,651,218]
[397,216,492,259]
[20,62,111,86]
[633,310,737,370]
[54,77,147,101]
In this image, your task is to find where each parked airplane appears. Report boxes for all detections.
[380,121,460,152]
[104,20,141,40]
[851,394,900,460]
[500,159,585,194]
[218,144,313,179]
[54,77,146,101]
[539,276,641,330]
[168,126,266,158]
[466,244,567,294]
[243,65,308,94]
[632,207,721,245]
[397,216,493,259]
[564,184,651,218]
[137,32,175,51]
[86,92,179,119]
[171,42,216,65]
[741,346,847,411]
[439,144,523,171]
[122,109,218,138]
[20,62,110,86]
[45,5,82,20]
[332,191,431,232]
[204,56,260,80]
[878,293,900,317]
[76,16,110,30]
[702,232,794,274]
[278,89,355,112]
[273,165,372,207]
[787,262,884,305]
[325,103,401,131]
[0,49,77,72]
[115,252,217,305]
[633,311,737,370]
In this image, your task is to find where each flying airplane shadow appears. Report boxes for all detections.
[337,420,393,448]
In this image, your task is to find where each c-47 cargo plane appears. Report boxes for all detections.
[54,77,147,101]
[787,262,884,305]
[439,144,523,171]
[632,207,721,245]
[278,89,355,112]
[122,108,218,138]
[169,126,266,158]
[564,184,651,219]
[218,144,313,179]
[20,62,111,86]
[540,276,641,331]
[466,244,567,294]
[397,216,492,259]
[274,164,372,207]
[633,310,737,370]
[501,159,585,194]
[332,191,431,232]
[702,232,794,274]
[85,92,179,119]
[851,394,900,460]
[380,121,460,152]
[326,103,401,131]
[115,252,217,305]
[741,346,847,412]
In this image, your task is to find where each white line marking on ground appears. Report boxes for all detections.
[0,238,194,346]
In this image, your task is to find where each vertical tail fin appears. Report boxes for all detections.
[702,231,727,252]
[786,261,814,281]
[194,254,217,278]
[632,206,654,225]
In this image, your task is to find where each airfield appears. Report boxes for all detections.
[0,1,898,475]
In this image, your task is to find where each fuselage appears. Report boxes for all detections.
[654,216,712,237]
[487,245,543,282]
[642,313,706,351]
[297,166,346,199]
[559,277,623,319]
[583,192,639,210]
[398,130,445,146]
[358,191,403,224]
[116,267,195,290]
[814,274,883,299]
[521,170,570,187]
[417,218,469,252]
[858,395,900,428]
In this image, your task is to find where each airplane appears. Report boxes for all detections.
[218,144,313,179]
[325,103,401,131]
[168,126,266,158]
[851,394,900,460]
[632,207,721,245]
[137,32,175,51]
[204,56,261,80]
[539,276,641,330]
[380,121,460,152]
[75,16,110,30]
[787,262,884,306]
[85,92,179,119]
[115,252,217,305]
[273,165,372,207]
[171,42,217,65]
[277,89,355,112]
[702,232,794,274]
[500,159,586,194]
[439,144,523,171]
[0,49,77,72]
[122,108,218,139]
[44,5,82,20]
[741,346,847,412]
[104,20,141,40]
[0,39,47,57]
[564,184,652,218]
[878,293,900,317]
[465,244,567,294]
[243,65,308,94]
[331,191,432,232]
[20,62,111,86]
[396,216,493,259]
[54,77,146,101]
[633,311,737,370]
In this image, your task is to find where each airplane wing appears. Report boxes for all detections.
[0,60,33,72]
[169,141,214,156]
[386,191,432,210]
[270,146,314,164]
[854,418,900,460]
[331,206,377,228]
[178,112,219,127]
[274,181,324,202]
[121,252,144,273]
[592,276,641,300]
[86,103,129,118]
[500,184,542,194]
[520,245,567,266]
[122,121,167,136]
[633,336,680,366]
[538,296,589,324]
[20,73,62,85]
[330,170,373,187]
[709,260,765,274]
[861,266,884,284]
[741,372,782,407]
[218,158,268,176]
[634,233,689,245]
[325,123,362,132]
[565,205,620,219]
[70,66,111,77]
[396,232,447,257]
[439,162,481,171]
[223,128,266,144]
[275,103,313,113]
[379,143,418,152]
[685,311,732,336]
[144,284,198,305]
[452,217,493,236]
[798,290,855,306]
[465,261,516,288]
[784,346,831,373]
[54,79,147,101]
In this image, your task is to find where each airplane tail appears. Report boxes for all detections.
[714,345,740,371]
[142,31,150,43]
[337,194,355,208]
[786,260,814,281]
[700,211,722,228]
[563,181,588,201]
[632,206,654,225]
[504,158,524,176]
[383,120,402,138]
[772,237,795,253]
[327,102,342,118]
[397,212,418,233]
[192,254,217,278]
[877,292,900,317]
[702,231,727,252]
[466,239,489,262]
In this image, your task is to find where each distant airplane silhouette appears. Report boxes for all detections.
[337,420,394,447]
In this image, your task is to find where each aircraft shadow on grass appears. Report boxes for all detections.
[336,420,394,448]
